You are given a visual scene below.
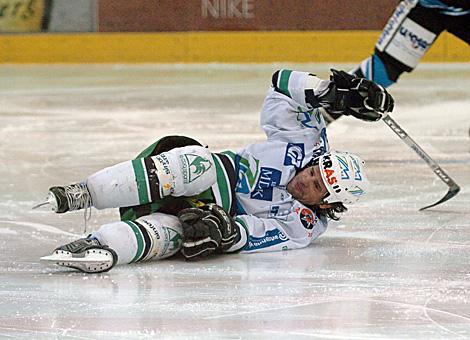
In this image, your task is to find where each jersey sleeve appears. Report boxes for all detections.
[227,204,328,253]
[260,69,331,143]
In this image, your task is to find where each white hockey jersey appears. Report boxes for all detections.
[226,70,332,253]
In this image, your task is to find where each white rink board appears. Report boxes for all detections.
[0,63,469,339]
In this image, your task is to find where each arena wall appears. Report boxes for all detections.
[97,0,397,32]
[0,0,468,63]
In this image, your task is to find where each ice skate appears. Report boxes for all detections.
[33,183,92,213]
[41,237,118,273]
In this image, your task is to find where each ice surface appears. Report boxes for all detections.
[0,63,469,339]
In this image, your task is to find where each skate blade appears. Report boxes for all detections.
[32,192,57,211]
[32,201,50,210]
[41,249,115,273]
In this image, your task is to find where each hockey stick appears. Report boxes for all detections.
[381,114,460,210]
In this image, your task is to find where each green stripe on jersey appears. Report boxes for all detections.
[235,217,249,251]
[278,69,292,98]
[235,217,249,234]
[131,158,150,204]
[124,220,145,263]
[213,155,231,212]
[135,138,162,159]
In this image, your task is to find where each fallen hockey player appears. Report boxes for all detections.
[37,69,394,273]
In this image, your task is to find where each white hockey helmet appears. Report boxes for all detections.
[318,151,369,205]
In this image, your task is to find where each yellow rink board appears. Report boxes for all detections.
[0,31,468,63]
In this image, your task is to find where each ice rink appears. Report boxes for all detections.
[0,63,469,339]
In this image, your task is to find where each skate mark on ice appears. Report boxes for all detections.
[367,298,470,336]
[205,296,470,336]
[0,220,79,237]
[271,330,403,339]
[203,297,346,320]
[425,226,446,244]
[0,325,92,340]
[422,296,468,338]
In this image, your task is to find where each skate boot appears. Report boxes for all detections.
[40,237,118,273]
[34,183,92,213]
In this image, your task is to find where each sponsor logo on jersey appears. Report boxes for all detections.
[283,143,305,169]
[296,107,320,130]
[268,205,280,217]
[381,17,435,68]
[377,0,417,48]
[247,229,288,250]
[140,219,162,240]
[156,154,171,175]
[268,205,290,220]
[398,26,431,50]
[162,226,182,256]
[250,167,282,201]
[300,208,317,230]
[154,154,175,196]
[180,153,212,184]
[236,156,260,194]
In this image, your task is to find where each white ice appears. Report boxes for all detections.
[0,63,469,339]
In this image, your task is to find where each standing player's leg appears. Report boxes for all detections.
[352,1,445,88]
[320,1,445,124]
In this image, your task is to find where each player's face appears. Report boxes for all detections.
[287,165,328,205]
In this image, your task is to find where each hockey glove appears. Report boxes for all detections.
[178,203,238,260]
[323,69,394,122]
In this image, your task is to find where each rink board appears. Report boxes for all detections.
[0,30,469,63]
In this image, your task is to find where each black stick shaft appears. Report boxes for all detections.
[381,114,460,210]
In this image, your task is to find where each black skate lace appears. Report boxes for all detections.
[64,184,92,233]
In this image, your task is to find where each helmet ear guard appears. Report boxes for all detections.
[318,151,369,205]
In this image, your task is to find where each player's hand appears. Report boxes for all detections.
[178,204,238,260]
[329,69,394,121]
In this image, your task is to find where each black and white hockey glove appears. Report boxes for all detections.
[178,204,238,260]
[322,69,394,122]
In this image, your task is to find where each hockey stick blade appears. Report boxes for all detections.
[419,184,460,211]
[382,114,460,210]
